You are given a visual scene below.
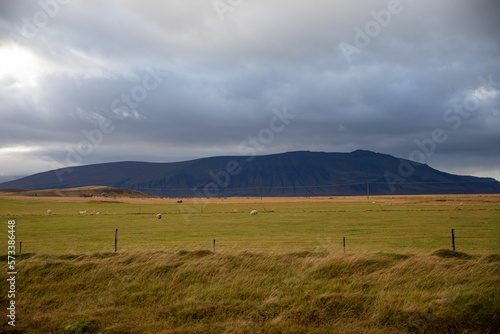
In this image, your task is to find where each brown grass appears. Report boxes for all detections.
[0,186,153,199]
[0,250,498,333]
[1,191,499,205]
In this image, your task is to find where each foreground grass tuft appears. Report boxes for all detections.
[1,250,498,333]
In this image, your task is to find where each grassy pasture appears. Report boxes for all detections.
[0,194,499,333]
[0,195,498,255]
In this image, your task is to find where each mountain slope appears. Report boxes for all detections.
[1,150,499,197]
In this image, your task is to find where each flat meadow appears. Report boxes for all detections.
[0,194,499,333]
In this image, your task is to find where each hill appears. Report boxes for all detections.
[0,186,154,198]
[0,150,499,197]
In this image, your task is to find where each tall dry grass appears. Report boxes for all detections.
[1,249,498,333]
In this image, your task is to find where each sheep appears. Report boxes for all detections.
[47,209,52,215]
[96,212,101,215]
[79,210,87,215]
[156,213,162,219]
[250,210,258,215]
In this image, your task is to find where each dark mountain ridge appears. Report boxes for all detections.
[1,150,499,197]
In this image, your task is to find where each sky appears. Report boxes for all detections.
[0,0,499,182]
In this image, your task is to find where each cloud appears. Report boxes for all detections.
[0,0,499,181]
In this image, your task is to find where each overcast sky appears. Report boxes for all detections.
[1,0,499,181]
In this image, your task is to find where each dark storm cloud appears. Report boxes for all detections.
[0,0,499,180]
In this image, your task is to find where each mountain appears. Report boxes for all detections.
[0,175,26,183]
[1,150,499,197]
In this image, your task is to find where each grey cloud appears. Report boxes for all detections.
[0,0,499,180]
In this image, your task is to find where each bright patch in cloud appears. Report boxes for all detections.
[0,145,34,154]
[0,45,41,88]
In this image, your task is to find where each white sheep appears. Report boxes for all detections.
[96,212,101,215]
[47,210,52,215]
[156,213,162,219]
[250,210,258,215]
[79,210,87,215]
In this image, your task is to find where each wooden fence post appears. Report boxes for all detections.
[19,241,22,254]
[213,239,216,252]
[451,229,456,251]
[343,237,346,253]
[115,229,118,252]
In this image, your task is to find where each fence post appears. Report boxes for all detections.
[213,239,216,252]
[19,241,22,254]
[343,237,346,253]
[115,229,118,252]
[451,229,456,251]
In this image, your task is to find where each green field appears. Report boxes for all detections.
[0,195,498,255]
[0,195,499,333]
